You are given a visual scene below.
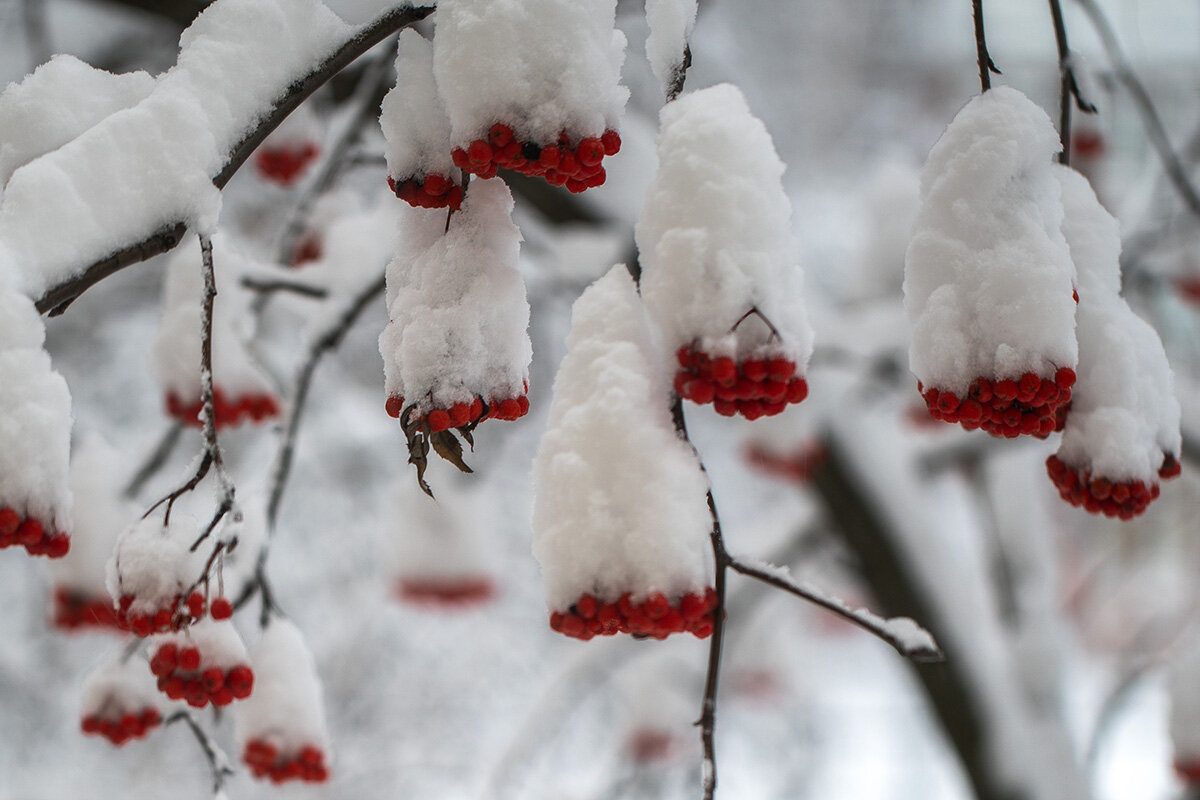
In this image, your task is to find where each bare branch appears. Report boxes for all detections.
[166,711,235,794]
[698,490,729,800]
[240,276,329,300]
[972,0,1000,93]
[1048,0,1097,166]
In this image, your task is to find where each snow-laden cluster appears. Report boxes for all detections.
[152,234,279,428]
[1047,165,1180,517]
[0,55,154,187]
[378,178,531,424]
[380,30,459,208]
[0,256,72,553]
[532,266,714,639]
[644,0,697,95]
[433,0,627,148]
[80,653,163,745]
[149,618,255,708]
[106,511,211,633]
[0,0,351,299]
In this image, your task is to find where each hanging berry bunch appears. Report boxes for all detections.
[253,102,320,187]
[435,0,627,192]
[637,84,813,422]
[904,87,1078,439]
[1045,165,1181,519]
[80,655,163,747]
[148,619,254,708]
[533,267,714,641]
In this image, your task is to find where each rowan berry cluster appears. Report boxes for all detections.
[1045,453,1179,520]
[550,588,718,641]
[243,740,330,784]
[0,507,68,558]
[919,367,1076,438]
[396,576,494,606]
[388,173,463,210]
[117,591,232,637]
[451,124,621,193]
[166,388,280,429]
[254,142,319,186]
[81,707,161,746]
[743,441,826,484]
[385,392,530,431]
[673,347,808,420]
[52,587,120,631]
[149,641,254,708]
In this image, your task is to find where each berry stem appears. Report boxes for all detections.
[972,0,999,93]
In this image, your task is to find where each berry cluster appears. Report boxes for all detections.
[243,740,330,784]
[396,576,495,607]
[673,348,808,420]
[388,173,463,211]
[550,589,718,641]
[52,587,120,631]
[117,591,233,637]
[451,124,621,193]
[1175,760,1200,786]
[149,641,254,708]
[919,367,1076,438]
[0,507,68,558]
[744,441,826,484]
[1045,454,1179,520]
[166,388,280,429]
[385,392,530,431]
[81,707,161,746]
[254,142,319,186]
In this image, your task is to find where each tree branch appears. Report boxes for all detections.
[166,711,235,794]
[972,0,1000,93]
[1048,0,1097,166]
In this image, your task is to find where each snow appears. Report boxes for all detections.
[637,83,813,365]
[0,54,154,187]
[388,474,491,581]
[157,617,249,668]
[904,86,1077,392]
[0,0,352,299]
[235,617,329,751]
[1168,631,1200,761]
[433,0,629,146]
[1053,165,1181,482]
[644,0,697,95]
[379,177,531,411]
[106,511,205,613]
[380,30,455,183]
[81,651,161,717]
[531,266,712,611]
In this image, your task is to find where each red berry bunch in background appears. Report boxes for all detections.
[674,347,808,421]
[388,173,463,210]
[1045,453,1180,520]
[396,575,495,607]
[550,588,717,641]
[165,387,280,429]
[52,587,120,631]
[243,740,330,784]
[0,507,68,558]
[920,367,1076,438]
[81,707,161,746]
[452,124,620,193]
[385,390,530,431]
[743,441,827,484]
[149,640,254,708]
[254,142,319,186]
[117,590,230,636]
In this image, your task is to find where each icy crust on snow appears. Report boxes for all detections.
[81,652,161,716]
[1053,166,1180,481]
[0,55,154,187]
[381,31,454,181]
[0,0,351,298]
[0,348,73,528]
[433,0,628,145]
[50,436,138,594]
[904,87,1077,392]
[106,512,204,614]
[644,0,697,95]
[152,235,276,402]
[636,84,813,363]
[379,178,531,410]
[532,266,712,611]
[235,618,329,749]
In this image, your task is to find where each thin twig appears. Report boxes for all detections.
[972,0,1000,93]
[666,44,692,103]
[1048,0,1097,165]
[166,711,235,795]
[143,450,212,524]
[698,490,730,800]
[35,3,434,316]
[123,422,184,499]
[1072,0,1200,216]
[240,276,329,299]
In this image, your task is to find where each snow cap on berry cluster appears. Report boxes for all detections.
[1053,165,1180,482]
[433,0,628,146]
[0,55,155,187]
[234,618,329,752]
[151,234,276,407]
[904,86,1077,391]
[636,83,813,365]
[378,178,531,412]
[644,0,697,96]
[106,512,205,617]
[380,30,454,182]
[532,266,712,611]
[158,617,250,669]
[81,651,161,721]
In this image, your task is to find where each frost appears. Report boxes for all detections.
[379,178,531,412]
[904,86,1077,391]
[235,618,330,751]
[380,30,455,182]
[637,83,813,365]
[531,266,712,611]
[644,0,697,95]
[433,0,628,146]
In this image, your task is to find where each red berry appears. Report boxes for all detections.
[489,123,513,147]
[385,396,404,418]
[742,360,767,382]
[187,591,205,618]
[449,403,472,427]
[179,646,201,671]
[601,129,621,156]
[577,137,604,166]
[467,139,493,167]
[227,665,255,699]
[1055,367,1076,389]
[451,148,469,169]
[210,598,233,620]
[427,409,452,432]
[0,508,17,536]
